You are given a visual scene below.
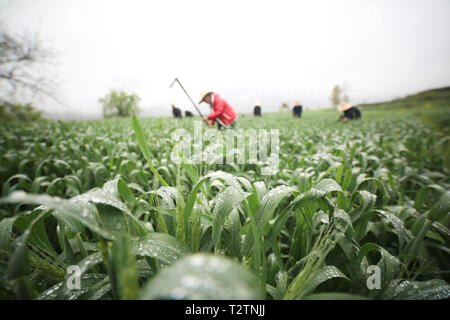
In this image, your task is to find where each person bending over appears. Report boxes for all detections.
[199,91,237,130]
[253,103,262,117]
[337,102,361,123]
[171,104,182,119]
[292,101,303,118]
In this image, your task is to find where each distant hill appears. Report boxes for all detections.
[359,86,450,109]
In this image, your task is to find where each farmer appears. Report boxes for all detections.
[199,91,237,130]
[171,104,182,119]
[292,101,303,118]
[253,103,262,117]
[337,102,361,123]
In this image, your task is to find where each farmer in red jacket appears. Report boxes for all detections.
[199,91,237,130]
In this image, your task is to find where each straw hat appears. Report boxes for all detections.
[294,101,301,106]
[198,91,213,104]
[338,101,353,112]
[255,102,261,107]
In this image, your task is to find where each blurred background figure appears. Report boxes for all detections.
[337,102,361,123]
[185,110,194,117]
[292,101,303,118]
[253,102,262,117]
[171,104,182,118]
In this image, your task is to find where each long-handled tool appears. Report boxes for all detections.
[169,78,204,118]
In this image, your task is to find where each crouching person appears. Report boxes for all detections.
[338,102,361,123]
[171,104,182,119]
[199,91,237,130]
[292,101,303,118]
[253,103,262,117]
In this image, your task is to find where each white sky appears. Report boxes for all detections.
[1,0,449,119]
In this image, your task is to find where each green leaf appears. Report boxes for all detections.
[139,254,263,300]
[117,178,135,208]
[374,210,410,250]
[130,232,189,267]
[243,185,294,256]
[357,242,382,264]
[384,279,450,300]
[181,171,244,242]
[2,191,112,239]
[0,217,16,254]
[181,162,199,184]
[427,191,450,221]
[264,204,294,253]
[313,179,342,193]
[7,229,32,280]
[212,186,246,249]
[75,179,147,235]
[7,211,47,280]
[302,265,349,297]
[350,190,377,223]
[109,236,139,299]
[228,208,241,257]
[132,115,169,187]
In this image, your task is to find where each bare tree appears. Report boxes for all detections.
[329,85,342,107]
[330,83,351,107]
[0,29,63,105]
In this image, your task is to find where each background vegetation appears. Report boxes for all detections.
[0,102,43,122]
[99,90,142,119]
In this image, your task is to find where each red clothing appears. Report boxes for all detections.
[207,93,237,126]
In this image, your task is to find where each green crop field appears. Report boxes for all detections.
[0,108,449,300]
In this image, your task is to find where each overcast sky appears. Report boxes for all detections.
[1,0,449,119]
